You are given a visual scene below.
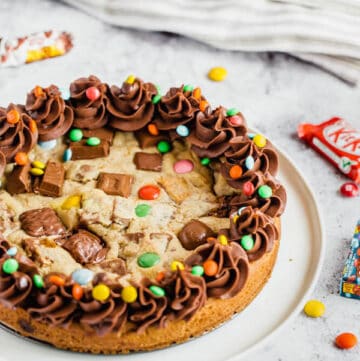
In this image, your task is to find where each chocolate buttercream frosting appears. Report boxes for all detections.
[0,104,38,162]
[0,150,6,177]
[69,75,108,129]
[25,85,73,141]
[107,78,157,131]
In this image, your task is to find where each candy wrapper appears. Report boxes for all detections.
[0,30,72,67]
[298,118,360,183]
[340,220,360,300]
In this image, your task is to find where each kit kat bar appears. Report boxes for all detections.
[70,140,110,160]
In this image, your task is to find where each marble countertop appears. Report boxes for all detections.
[1,1,360,360]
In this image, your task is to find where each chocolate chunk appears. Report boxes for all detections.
[19,208,67,237]
[37,161,65,197]
[70,140,110,160]
[6,163,31,195]
[99,258,126,276]
[62,229,107,265]
[134,128,169,148]
[134,152,162,172]
[178,220,215,250]
[124,232,144,244]
[82,128,114,145]
[96,172,134,197]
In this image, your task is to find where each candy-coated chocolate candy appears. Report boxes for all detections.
[340,182,359,197]
[59,87,70,100]
[33,274,44,288]
[243,181,255,196]
[203,259,218,276]
[183,84,194,92]
[335,332,358,349]
[69,128,83,142]
[147,123,159,136]
[6,109,20,124]
[193,87,201,99]
[14,152,28,166]
[229,115,243,126]
[207,67,228,82]
[32,160,46,170]
[149,285,165,297]
[6,246,17,256]
[18,276,29,289]
[229,165,243,179]
[245,156,255,170]
[155,85,161,93]
[248,133,255,139]
[138,185,160,200]
[152,94,161,104]
[121,286,138,303]
[199,100,209,112]
[176,125,190,137]
[156,271,165,282]
[226,108,238,117]
[29,119,37,134]
[72,284,84,300]
[72,268,94,285]
[232,214,239,223]
[2,258,19,274]
[137,252,160,268]
[135,204,151,217]
[92,284,110,301]
[63,148,72,162]
[38,139,57,150]
[303,299,325,318]
[49,275,65,286]
[86,137,101,146]
[34,86,44,97]
[157,140,171,153]
[218,234,228,245]
[62,195,81,210]
[85,86,100,101]
[170,260,185,271]
[125,74,136,84]
[253,134,267,148]
[191,265,204,276]
[201,157,210,166]
[240,235,254,251]
[173,159,194,174]
[30,168,44,176]
[258,185,273,199]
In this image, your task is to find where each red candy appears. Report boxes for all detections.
[229,115,243,126]
[340,182,359,197]
[138,185,160,200]
[298,118,360,182]
[243,181,255,196]
[86,86,100,101]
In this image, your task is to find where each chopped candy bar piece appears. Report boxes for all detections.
[70,140,110,160]
[96,172,134,197]
[37,161,65,197]
[134,152,162,172]
[134,128,169,148]
[6,163,31,195]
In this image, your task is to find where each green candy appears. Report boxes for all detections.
[240,235,254,251]
[152,94,161,104]
[191,265,204,276]
[157,141,171,154]
[86,137,101,146]
[258,185,273,199]
[149,285,166,297]
[137,252,160,268]
[2,258,19,274]
[135,204,151,217]
[226,108,239,116]
[33,274,44,288]
[69,128,83,142]
[200,157,210,166]
[183,84,194,92]
[155,85,161,93]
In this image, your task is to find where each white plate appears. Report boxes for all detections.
[0,146,325,361]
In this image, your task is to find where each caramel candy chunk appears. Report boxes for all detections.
[70,140,110,160]
[19,208,67,237]
[6,163,31,195]
[37,161,65,197]
[62,229,107,265]
[178,219,215,250]
[134,152,162,172]
[82,128,114,145]
[97,172,134,197]
[134,128,169,148]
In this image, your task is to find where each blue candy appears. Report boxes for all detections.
[351,237,359,249]
[248,133,255,139]
[63,148,72,162]
[6,247,17,257]
[38,139,57,150]
[245,156,255,170]
[59,87,71,100]
[72,269,94,285]
[237,207,246,215]
[176,125,190,137]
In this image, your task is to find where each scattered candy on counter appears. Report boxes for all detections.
[173,159,194,174]
[303,299,325,318]
[137,252,160,268]
[335,332,358,349]
[340,182,359,197]
[207,66,228,82]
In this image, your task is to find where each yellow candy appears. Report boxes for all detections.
[61,195,81,210]
[303,299,325,318]
[125,74,136,84]
[170,260,185,271]
[92,284,110,301]
[208,67,228,82]
[218,234,228,245]
[253,134,267,148]
[32,160,46,170]
[232,215,239,223]
[121,286,138,303]
[30,168,44,176]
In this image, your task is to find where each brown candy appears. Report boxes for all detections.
[19,208,67,237]
[36,161,65,197]
[96,172,134,197]
[133,152,162,172]
[82,128,114,145]
[178,220,215,250]
[70,140,110,160]
[6,162,31,195]
[62,229,107,265]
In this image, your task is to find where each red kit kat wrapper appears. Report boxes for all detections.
[298,118,360,183]
[0,30,72,67]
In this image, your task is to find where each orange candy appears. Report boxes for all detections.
[14,152,28,166]
[199,100,208,113]
[72,284,84,300]
[147,123,159,136]
[229,165,243,179]
[203,260,218,276]
[29,119,37,134]
[193,87,201,100]
[34,86,45,97]
[335,332,358,349]
[48,275,65,286]
[156,271,165,283]
[6,109,20,124]
[206,237,217,243]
